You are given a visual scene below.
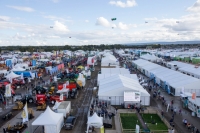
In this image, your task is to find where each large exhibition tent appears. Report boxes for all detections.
[32,106,64,133]
[101,53,119,66]
[98,75,150,106]
[133,59,200,96]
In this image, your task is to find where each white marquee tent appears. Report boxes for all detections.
[87,112,103,128]
[98,75,150,106]
[101,53,119,66]
[32,106,64,133]
[5,71,20,79]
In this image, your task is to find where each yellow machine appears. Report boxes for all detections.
[48,86,55,95]
[12,102,23,110]
[37,101,47,110]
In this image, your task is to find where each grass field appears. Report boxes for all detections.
[120,113,141,129]
[141,114,168,131]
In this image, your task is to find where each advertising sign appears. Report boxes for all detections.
[124,91,140,102]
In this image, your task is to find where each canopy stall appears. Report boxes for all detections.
[32,106,64,133]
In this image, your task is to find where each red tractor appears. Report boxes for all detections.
[35,94,47,105]
[49,94,67,104]
[57,82,78,99]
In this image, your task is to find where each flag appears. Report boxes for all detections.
[136,125,140,133]
[5,84,11,97]
[66,81,69,86]
[192,93,196,99]
[63,83,66,89]
[9,77,12,84]
[60,94,63,101]
[21,102,29,123]
[21,73,23,79]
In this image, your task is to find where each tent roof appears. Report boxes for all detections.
[12,66,26,71]
[101,68,129,74]
[5,71,20,79]
[87,112,103,125]
[98,75,150,97]
[32,106,63,125]
[98,74,138,84]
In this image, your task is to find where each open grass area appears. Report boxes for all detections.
[141,114,168,131]
[120,113,141,129]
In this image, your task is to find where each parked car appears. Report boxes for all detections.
[64,116,76,130]
[103,123,112,128]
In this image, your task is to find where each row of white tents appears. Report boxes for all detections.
[166,61,200,79]
[133,59,200,96]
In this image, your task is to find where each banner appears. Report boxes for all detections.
[124,91,140,102]
[136,125,140,133]
[5,84,11,97]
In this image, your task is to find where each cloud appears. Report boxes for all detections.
[96,17,110,27]
[0,16,10,21]
[53,21,69,32]
[187,0,200,12]
[85,20,89,23]
[109,0,137,8]
[7,5,35,12]
[118,22,129,30]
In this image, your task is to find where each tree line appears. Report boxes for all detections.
[1,43,200,52]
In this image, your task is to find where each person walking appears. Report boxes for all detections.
[179,109,182,115]
[161,110,164,118]
[173,107,177,115]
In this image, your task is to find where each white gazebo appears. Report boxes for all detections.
[32,106,64,133]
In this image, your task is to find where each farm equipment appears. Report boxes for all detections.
[48,86,55,95]
[37,101,47,110]
[20,94,34,104]
[35,94,47,105]
[50,94,67,104]
[12,101,23,110]
[2,112,13,120]
[28,108,34,119]
[32,86,47,94]
[4,122,27,133]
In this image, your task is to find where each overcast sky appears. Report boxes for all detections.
[0,0,200,46]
